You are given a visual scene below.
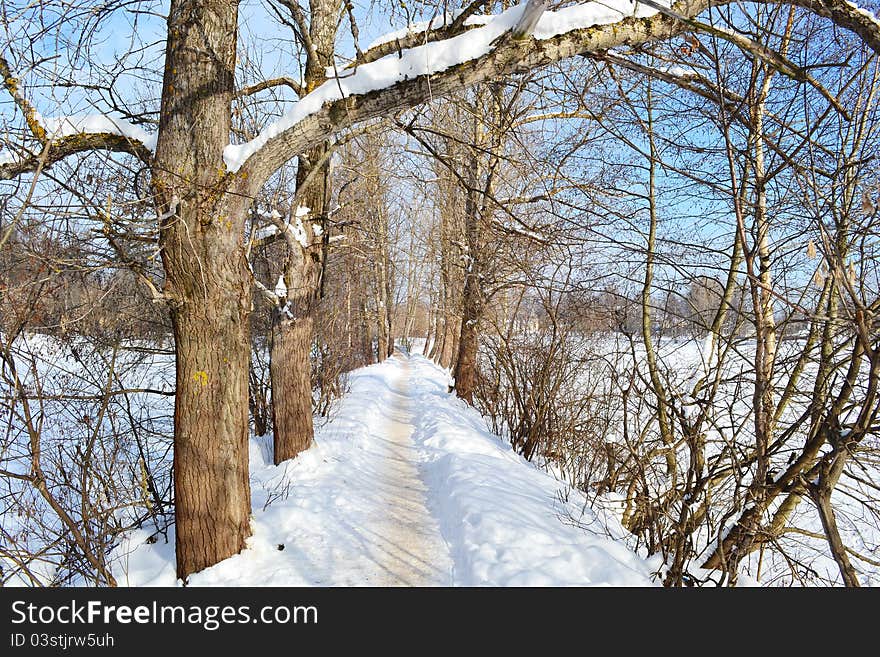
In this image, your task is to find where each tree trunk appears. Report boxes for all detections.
[428,314,443,361]
[170,292,252,579]
[267,0,338,460]
[383,239,394,357]
[269,149,327,464]
[248,357,270,437]
[377,319,389,361]
[424,305,434,356]
[809,449,861,587]
[813,486,860,587]
[376,248,389,361]
[271,311,315,462]
[153,0,252,580]
[445,316,461,371]
[452,140,488,404]
[453,275,481,403]
[360,300,374,364]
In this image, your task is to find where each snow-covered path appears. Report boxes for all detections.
[113,352,655,586]
[350,355,453,585]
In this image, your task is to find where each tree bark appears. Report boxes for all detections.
[451,93,499,404]
[267,0,339,461]
[453,293,480,403]
[271,310,315,463]
[169,293,252,579]
[153,0,252,580]
[445,316,461,371]
[270,149,327,464]
[809,448,861,587]
[453,183,483,403]
[374,229,394,361]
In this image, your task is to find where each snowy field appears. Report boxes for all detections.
[475,331,880,586]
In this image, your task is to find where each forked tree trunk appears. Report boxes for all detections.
[153,0,251,580]
[266,0,338,461]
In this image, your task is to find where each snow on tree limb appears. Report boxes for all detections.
[0,55,154,179]
[231,0,679,187]
[230,0,880,196]
[2,0,879,184]
[0,130,154,180]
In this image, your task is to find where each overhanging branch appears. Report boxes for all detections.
[234,0,880,197]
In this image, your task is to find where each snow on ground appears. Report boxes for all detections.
[406,355,656,586]
[112,353,656,586]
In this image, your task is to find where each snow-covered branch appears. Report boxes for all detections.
[3,0,879,185]
[230,0,880,197]
[230,0,683,187]
[0,55,155,179]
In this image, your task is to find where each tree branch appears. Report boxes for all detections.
[0,54,153,178]
[236,76,305,98]
[0,132,153,180]
[233,0,880,197]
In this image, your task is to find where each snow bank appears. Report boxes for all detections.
[407,355,655,586]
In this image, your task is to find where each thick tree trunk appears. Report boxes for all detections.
[444,316,461,371]
[170,290,252,579]
[428,315,443,361]
[360,301,374,364]
[271,311,315,463]
[452,151,486,404]
[153,0,251,580]
[376,247,390,361]
[266,0,339,460]
[377,315,389,361]
[376,297,393,360]
[440,312,461,370]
